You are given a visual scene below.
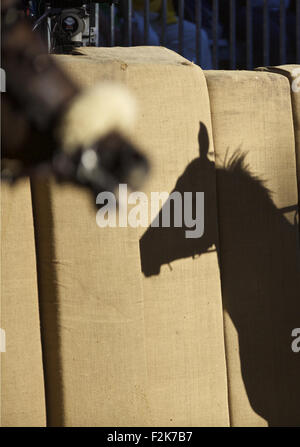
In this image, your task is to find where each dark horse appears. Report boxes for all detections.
[140,122,300,426]
[1,0,148,199]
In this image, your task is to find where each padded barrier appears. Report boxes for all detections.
[1,180,46,426]
[205,70,300,426]
[31,47,230,426]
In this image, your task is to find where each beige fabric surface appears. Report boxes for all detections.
[1,180,46,427]
[256,65,300,195]
[205,70,300,426]
[31,47,230,426]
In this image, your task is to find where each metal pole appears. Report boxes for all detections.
[280,0,286,64]
[95,3,100,47]
[110,2,115,46]
[195,0,202,66]
[47,16,51,53]
[296,0,300,63]
[161,0,167,46]
[212,0,219,69]
[178,0,184,56]
[246,0,253,69]
[230,0,236,69]
[144,0,150,44]
[263,0,270,66]
[126,0,132,46]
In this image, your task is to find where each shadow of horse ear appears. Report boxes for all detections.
[198,121,210,159]
[139,122,218,277]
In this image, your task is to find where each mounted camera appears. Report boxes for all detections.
[30,1,119,53]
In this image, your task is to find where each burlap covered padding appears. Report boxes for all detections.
[1,180,46,427]
[256,65,300,196]
[205,70,300,427]
[30,47,229,426]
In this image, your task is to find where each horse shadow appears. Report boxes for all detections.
[139,122,300,426]
[140,123,219,276]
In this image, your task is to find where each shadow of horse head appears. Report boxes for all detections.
[140,122,219,276]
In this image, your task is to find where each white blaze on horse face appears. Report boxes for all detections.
[96,191,117,227]
[57,82,137,153]
[184,192,205,239]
